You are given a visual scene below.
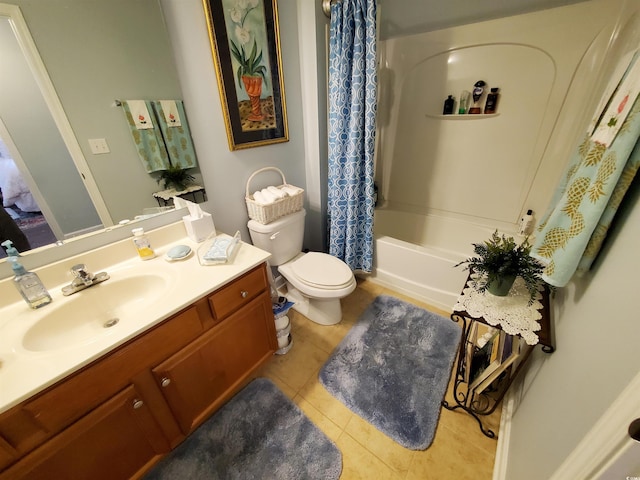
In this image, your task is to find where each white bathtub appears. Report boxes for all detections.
[369,209,498,311]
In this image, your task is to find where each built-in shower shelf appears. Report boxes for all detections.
[425,113,500,120]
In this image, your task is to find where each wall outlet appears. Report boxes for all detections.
[88,138,110,154]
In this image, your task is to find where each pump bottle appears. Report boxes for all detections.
[1,240,52,309]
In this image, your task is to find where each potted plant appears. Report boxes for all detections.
[455,230,545,304]
[157,166,195,192]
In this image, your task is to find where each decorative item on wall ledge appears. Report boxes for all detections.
[455,230,546,305]
[156,165,196,192]
[202,0,289,151]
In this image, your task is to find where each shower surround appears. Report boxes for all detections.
[369,0,628,310]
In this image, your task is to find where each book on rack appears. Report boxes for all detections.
[471,334,524,397]
[462,322,479,385]
[468,327,502,389]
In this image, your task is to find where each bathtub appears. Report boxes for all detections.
[369,208,498,311]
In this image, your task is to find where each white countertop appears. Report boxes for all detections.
[0,222,270,413]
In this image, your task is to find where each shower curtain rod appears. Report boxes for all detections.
[322,0,342,18]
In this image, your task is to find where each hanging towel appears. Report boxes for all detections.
[122,100,170,173]
[151,100,198,169]
[532,94,640,286]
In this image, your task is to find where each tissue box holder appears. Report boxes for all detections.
[198,231,241,266]
[183,212,215,243]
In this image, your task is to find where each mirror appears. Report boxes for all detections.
[0,0,202,257]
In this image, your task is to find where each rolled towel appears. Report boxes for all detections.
[260,188,278,204]
[281,185,303,196]
[253,190,269,205]
[267,185,286,199]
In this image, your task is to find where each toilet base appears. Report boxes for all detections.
[284,286,343,326]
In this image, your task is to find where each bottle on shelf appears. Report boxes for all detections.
[459,90,470,114]
[468,80,486,114]
[443,95,455,115]
[484,87,500,114]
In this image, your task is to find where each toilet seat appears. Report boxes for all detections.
[290,252,354,289]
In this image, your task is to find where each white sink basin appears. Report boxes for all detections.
[22,274,170,352]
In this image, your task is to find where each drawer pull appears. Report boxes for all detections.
[241,290,248,298]
[161,377,171,388]
[132,399,144,409]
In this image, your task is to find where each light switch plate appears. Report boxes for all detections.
[88,138,110,154]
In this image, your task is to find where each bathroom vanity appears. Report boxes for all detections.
[0,223,277,479]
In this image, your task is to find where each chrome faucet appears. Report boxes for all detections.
[62,264,110,296]
[71,264,95,286]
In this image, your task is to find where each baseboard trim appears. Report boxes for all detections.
[492,388,516,480]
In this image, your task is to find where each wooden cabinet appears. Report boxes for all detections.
[0,263,277,479]
[5,386,168,480]
[153,294,274,434]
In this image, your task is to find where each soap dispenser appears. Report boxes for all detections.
[1,240,52,309]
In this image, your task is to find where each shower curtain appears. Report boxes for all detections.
[327,0,377,272]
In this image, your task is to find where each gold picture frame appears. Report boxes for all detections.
[202,0,289,150]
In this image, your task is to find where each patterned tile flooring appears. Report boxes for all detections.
[255,279,500,480]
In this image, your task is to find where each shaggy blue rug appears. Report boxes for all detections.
[319,295,461,450]
[145,378,342,480]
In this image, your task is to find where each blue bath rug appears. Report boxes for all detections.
[319,295,461,450]
[144,378,342,480]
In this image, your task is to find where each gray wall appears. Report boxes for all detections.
[161,0,309,246]
[12,0,196,225]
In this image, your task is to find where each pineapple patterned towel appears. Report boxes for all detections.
[532,96,640,287]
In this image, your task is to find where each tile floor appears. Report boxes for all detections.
[256,278,500,480]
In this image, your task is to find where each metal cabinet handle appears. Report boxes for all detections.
[161,377,171,388]
[241,290,248,298]
[132,399,144,409]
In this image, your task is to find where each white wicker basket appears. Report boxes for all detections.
[245,167,304,224]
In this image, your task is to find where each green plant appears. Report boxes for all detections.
[455,230,545,304]
[228,1,268,89]
[157,166,195,192]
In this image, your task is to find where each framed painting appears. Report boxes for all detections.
[203,0,289,150]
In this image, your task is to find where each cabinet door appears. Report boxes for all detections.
[1,385,169,480]
[153,293,276,434]
[0,437,16,472]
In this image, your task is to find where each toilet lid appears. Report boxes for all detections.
[291,252,353,288]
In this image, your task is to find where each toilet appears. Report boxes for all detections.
[248,209,356,325]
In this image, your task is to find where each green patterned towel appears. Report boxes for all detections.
[122,100,170,173]
[151,100,198,169]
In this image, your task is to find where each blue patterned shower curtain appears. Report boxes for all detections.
[327,0,377,272]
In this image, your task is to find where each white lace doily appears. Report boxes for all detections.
[453,275,543,345]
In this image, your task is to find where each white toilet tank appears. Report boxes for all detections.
[247,209,305,266]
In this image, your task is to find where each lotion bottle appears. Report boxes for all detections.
[132,227,156,260]
[1,240,52,309]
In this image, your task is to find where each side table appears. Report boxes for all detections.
[153,185,207,206]
[442,273,555,438]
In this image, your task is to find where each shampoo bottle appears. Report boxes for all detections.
[132,227,155,260]
[1,240,52,309]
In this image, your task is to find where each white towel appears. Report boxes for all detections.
[253,190,270,205]
[267,186,286,199]
[261,188,279,203]
[281,185,302,196]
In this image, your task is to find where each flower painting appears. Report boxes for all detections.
[203,0,288,150]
